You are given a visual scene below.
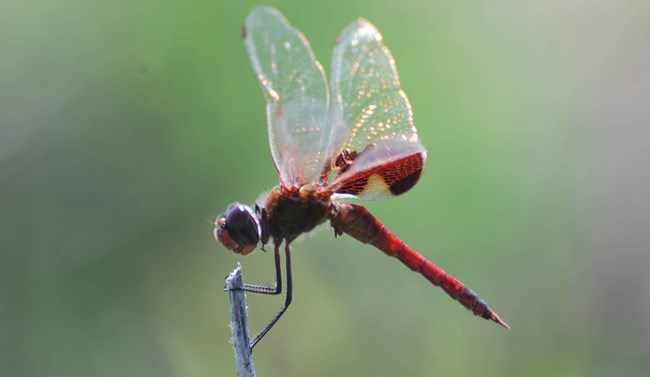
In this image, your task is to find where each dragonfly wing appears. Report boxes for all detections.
[244,7,331,188]
[328,19,426,199]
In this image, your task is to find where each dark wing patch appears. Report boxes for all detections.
[334,152,424,199]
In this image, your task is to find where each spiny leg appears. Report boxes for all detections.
[241,242,282,295]
[250,242,293,349]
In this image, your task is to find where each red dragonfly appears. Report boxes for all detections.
[215,6,509,349]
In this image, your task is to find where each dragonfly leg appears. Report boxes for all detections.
[250,242,293,349]
[239,242,283,295]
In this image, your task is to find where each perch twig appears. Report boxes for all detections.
[226,264,256,377]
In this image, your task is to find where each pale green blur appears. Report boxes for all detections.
[2,1,649,376]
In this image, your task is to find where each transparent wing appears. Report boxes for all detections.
[244,7,331,188]
[328,19,426,199]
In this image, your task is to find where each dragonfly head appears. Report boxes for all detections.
[214,203,261,255]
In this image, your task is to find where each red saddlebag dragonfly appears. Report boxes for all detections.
[215,6,509,349]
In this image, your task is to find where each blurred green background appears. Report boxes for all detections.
[2,0,649,376]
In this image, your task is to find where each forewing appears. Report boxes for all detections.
[244,7,330,188]
[328,19,426,199]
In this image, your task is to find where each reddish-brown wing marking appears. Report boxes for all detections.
[334,150,424,197]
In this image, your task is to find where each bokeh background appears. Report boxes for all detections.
[2,0,649,376]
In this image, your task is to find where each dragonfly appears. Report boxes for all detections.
[215,6,509,349]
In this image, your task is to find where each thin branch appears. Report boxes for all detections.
[226,264,256,377]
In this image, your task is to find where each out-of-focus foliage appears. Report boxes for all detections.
[2,1,649,376]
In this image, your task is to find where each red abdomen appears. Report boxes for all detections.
[331,203,509,329]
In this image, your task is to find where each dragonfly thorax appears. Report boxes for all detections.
[263,185,332,241]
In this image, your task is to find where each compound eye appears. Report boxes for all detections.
[214,203,260,255]
[225,205,260,245]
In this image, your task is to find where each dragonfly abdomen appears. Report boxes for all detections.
[331,202,509,329]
